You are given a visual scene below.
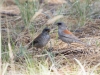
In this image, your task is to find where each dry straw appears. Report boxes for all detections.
[30,9,43,22]
[46,15,63,24]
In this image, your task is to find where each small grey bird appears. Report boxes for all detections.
[56,22,85,45]
[28,27,50,50]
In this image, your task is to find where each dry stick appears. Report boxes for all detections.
[7,17,15,75]
[34,47,87,58]
[34,49,69,57]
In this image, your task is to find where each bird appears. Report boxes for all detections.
[28,27,50,50]
[56,22,85,46]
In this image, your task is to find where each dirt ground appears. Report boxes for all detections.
[1,0,100,69]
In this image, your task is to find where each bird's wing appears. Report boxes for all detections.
[62,30,80,41]
[29,33,42,45]
[63,30,73,35]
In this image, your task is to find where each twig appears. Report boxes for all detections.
[34,49,68,57]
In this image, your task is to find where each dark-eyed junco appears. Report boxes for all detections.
[56,22,85,46]
[28,27,50,50]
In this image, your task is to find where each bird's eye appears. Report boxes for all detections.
[45,29,50,32]
[57,22,62,25]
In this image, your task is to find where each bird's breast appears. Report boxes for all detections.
[41,34,50,44]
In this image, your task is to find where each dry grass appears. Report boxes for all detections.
[1,0,100,75]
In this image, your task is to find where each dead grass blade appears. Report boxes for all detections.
[90,63,100,75]
[30,9,43,22]
[47,0,66,4]
[74,58,86,75]
[8,43,15,73]
[7,20,15,75]
[46,15,63,24]
[2,63,9,75]
[50,64,61,75]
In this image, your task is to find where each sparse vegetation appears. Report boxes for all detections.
[1,0,100,75]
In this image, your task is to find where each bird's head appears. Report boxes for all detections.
[56,22,67,29]
[42,27,50,33]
